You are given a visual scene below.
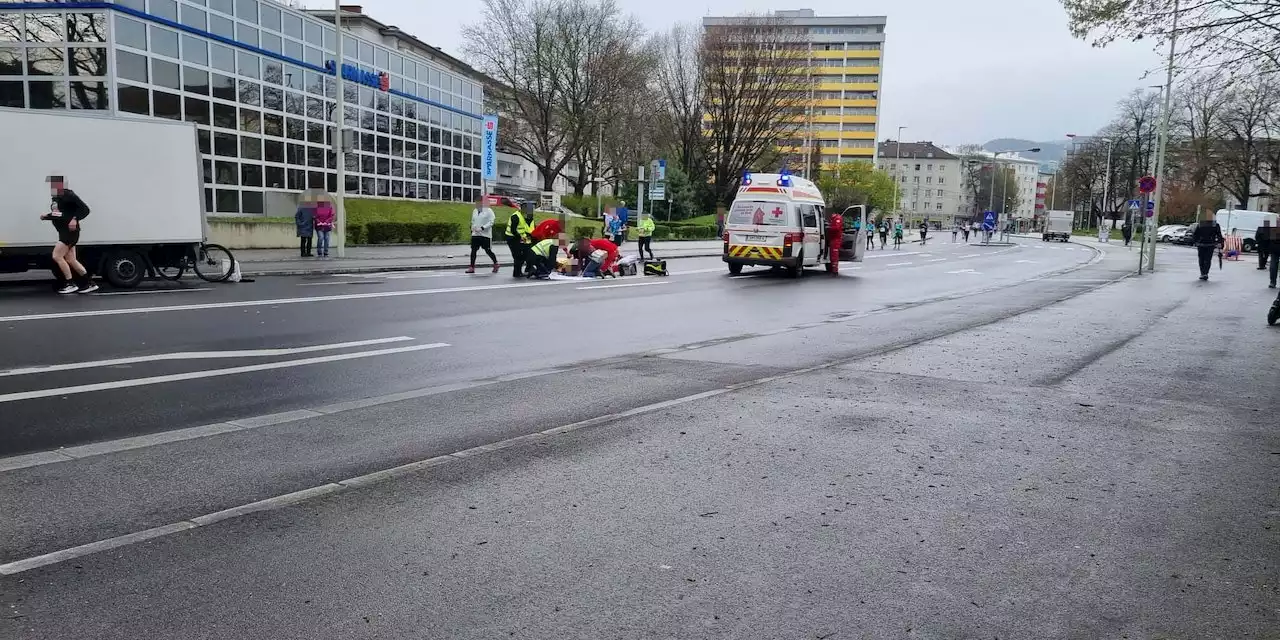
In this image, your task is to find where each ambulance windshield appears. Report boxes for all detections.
[728,201,795,226]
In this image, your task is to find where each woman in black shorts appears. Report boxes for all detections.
[41,177,97,294]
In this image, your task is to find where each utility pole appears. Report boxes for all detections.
[1148,0,1179,272]
[892,127,906,216]
[595,122,602,218]
[332,0,346,258]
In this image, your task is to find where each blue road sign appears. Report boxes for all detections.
[983,211,997,231]
[481,116,498,182]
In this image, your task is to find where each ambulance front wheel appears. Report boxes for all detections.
[728,263,742,275]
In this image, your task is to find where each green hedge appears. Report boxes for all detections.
[346,223,365,245]
[363,221,462,244]
[653,223,718,240]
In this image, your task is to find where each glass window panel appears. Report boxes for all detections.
[307,146,322,168]
[0,15,19,43]
[391,159,402,177]
[153,89,180,119]
[308,171,324,189]
[70,47,106,77]
[150,26,178,58]
[28,80,67,109]
[237,0,258,23]
[209,14,233,39]
[183,65,209,94]
[238,79,260,105]
[215,161,238,184]
[323,27,334,51]
[211,72,234,100]
[284,65,301,89]
[263,85,282,110]
[264,138,283,162]
[360,109,374,131]
[305,70,322,95]
[242,190,264,214]
[153,58,180,90]
[69,81,107,109]
[282,13,301,39]
[376,135,388,155]
[264,60,282,85]
[115,49,146,82]
[151,0,178,21]
[197,130,211,158]
[360,154,373,173]
[209,0,234,16]
[286,116,303,140]
[286,143,303,164]
[0,48,22,75]
[116,83,148,114]
[181,35,208,65]
[360,132,373,152]
[215,188,239,212]
[304,20,321,46]
[261,5,280,31]
[210,43,234,73]
[213,131,237,156]
[237,24,259,48]
[261,32,281,54]
[374,47,387,69]
[181,5,207,31]
[238,52,259,79]
[27,47,64,76]
[306,120,323,143]
[184,96,210,125]
[241,163,263,187]
[265,165,284,188]
[358,41,372,64]
[284,38,301,62]
[115,16,145,50]
[391,117,402,137]
[213,101,236,129]
[388,76,400,92]
[304,46,320,67]
[24,14,62,42]
[305,95,323,119]
[377,179,389,197]
[375,92,387,112]
[285,90,302,115]
[390,138,402,157]
[263,112,283,136]
[241,135,261,159]
[359,87,372,108]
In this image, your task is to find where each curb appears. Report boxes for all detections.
[239,251,725,277]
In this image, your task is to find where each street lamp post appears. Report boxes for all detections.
[332,0,346,258]
[892,126,906,216]
[1148,0,1180,272]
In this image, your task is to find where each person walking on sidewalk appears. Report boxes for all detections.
[952,224,959,243]
[918,220,929,246]
[1255,220,1272,273]
[1264,221,1280,288]
[295,197,315,257]
[41,176,97,294]
[1122,220,1133,247]
[1191,213,1225,281]
[467,195,498,274]
[313,195,334,258]
[637,214,655,260]
[505,202,535,278]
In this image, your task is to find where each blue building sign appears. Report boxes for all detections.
[324,60,389,91]
[481,116,498,182]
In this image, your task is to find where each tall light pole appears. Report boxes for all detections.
[1148,0,1180,272]
[1066,134,1082,228]
[332,0,346,258]
[892,126,906,217]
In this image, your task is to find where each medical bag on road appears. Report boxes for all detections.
[643,260,668,276]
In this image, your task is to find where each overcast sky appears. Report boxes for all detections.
[307,0,1163,146]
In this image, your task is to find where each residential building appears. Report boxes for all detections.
[950,149,1041,224]
[877,141,965,224]
[0,1,486,216]
[702,8,886,171]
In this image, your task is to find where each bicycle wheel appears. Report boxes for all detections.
[193,243,236,282]
[155,260,186,281]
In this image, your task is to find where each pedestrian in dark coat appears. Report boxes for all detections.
[295,198,315,257]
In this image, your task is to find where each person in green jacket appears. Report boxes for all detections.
[637,214,656,260]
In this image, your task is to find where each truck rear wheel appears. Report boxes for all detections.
[728,263,742,275]
[103,249,146,288]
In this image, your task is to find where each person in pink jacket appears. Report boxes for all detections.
[313,195,335,258]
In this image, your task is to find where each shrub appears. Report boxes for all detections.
[651,225,671,240]
[362,221,462,244]
[346,223,365,245]
[570,225,595,240]
[561,194,619,217]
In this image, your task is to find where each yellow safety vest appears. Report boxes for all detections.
[530,239,555,257]
[506,211,533,241]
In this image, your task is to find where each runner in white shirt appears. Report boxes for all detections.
[467,195,499,274]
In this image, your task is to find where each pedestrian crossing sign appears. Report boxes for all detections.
[1128,199,1141,211]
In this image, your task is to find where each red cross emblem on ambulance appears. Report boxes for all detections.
[771,206,783,219]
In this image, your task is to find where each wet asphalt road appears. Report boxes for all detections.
[4,239,1275,639]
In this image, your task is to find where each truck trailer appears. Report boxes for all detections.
[1042,210,1072,242]
[0,108,207,288]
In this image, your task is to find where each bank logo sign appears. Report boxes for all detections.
[324,60,389,91]
[482,116,498,181]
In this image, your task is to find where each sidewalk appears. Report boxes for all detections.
[235,240,724,276]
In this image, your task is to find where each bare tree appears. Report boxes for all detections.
[1213,74,1275,206]
[652,23,706,180]
[700,15,810,205]
[1173,70,1230,194]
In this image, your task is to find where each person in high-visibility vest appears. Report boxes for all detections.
[505,203,535,278]
[527,238,559,279]
[637,215,656,260]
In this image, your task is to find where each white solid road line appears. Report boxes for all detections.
[576,281,670,290]
[926,258,947,263]
[94,288,213,296]
[958,253,982,258]
[886,262,913,267]
[865,251,921,259]
[0,336,414,377]
[947,269,980,274]
[0,342,449,404]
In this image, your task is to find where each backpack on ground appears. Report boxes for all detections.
[643,260,668,276]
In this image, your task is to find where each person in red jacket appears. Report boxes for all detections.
[531,218,562,242]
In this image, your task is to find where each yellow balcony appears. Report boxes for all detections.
[836,130,877,139]
[816,99,878,108]
[811,49,882,60]
[811,65,881,75]
[815,82,881,92]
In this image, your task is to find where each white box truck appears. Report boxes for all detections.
[0,108,206,287]
[1042,210,1072,242]
[1215,209,1279,252]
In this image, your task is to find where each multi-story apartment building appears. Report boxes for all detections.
[949,149,1041,224]
[702,9,886,170]
[877,141,965,224]
[0,1,487,216]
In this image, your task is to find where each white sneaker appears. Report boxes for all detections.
[78,284,99,294]
[57,284,78,294]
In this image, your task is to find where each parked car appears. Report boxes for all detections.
[1171,226,1197,245]
[1158,225,1187,242]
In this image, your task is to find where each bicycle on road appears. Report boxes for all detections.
[152,242,237,283]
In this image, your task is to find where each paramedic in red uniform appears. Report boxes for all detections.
[826,210,843,274]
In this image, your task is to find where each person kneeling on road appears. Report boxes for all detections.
[528,238,560,279]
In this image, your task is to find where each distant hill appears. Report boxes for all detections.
[983,138,1067,164]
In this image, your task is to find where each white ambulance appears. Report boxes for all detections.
[722,172,867,277]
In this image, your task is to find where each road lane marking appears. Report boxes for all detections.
[577,281,670,290]
[1016,260,1038,263]
[0,343,449,404]
[865,252,921,259]
[295,280,387,286]
[95,288,213,296]
[947,269,980,274]
[886,262,913,267]
[0,337,414,377]
[926,258,947,263]
[958,254,982,258]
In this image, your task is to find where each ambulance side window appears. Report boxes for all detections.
[800,204,818,229]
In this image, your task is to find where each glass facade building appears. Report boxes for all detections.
[0,0,485,216]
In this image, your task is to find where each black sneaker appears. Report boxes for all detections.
[77,283,99,294]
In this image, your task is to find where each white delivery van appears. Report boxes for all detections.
[722,172,866,277]
[1042,210,1072,242]
[0,108,206,287]
[1214,209,1279,252]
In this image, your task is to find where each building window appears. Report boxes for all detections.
[937,203,944,211]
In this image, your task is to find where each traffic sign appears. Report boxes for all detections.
[1128,199,1141,211]
[1138,175,1156,194]
[982,211,997,231]
[648,181,665,201]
